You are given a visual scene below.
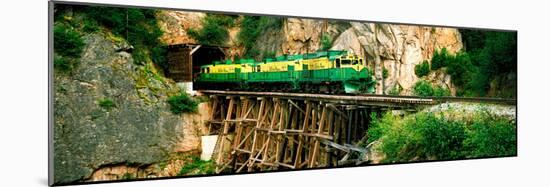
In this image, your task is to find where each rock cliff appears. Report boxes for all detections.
[53,33,210,183]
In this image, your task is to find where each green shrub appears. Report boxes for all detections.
[413,113,466,160]
[168,93,198,114]
[433,86,450,97]
[188,14,236,46]
[464,115,517,158]
[414,60,430,77]
[320,34,332,50]
[178,157,215,176]
[455,30,516,98]
[382,68,389,79]
[54,55,74,72]
[368,111,516,163]
[413,80,450,97]
[54,23,85,58]
[83,7,166,68]
[431,48,448,70]
[121,173,135,180]
[98,98,116,110]
[151,46,167,68]
[388,84,402,95]
[446,52,472,87]
[413,80,434,96]
[82,18,100,33]
[238,16,283,57]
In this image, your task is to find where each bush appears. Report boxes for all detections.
[413,80,434,96]
[388,84,402,95]
[98,98,116,110]
[457,30,516,97]
[167,93,199,114]
[54,23,85,58]
[382,68,389,79]
[368,111,516,163]
[188,14,236,46]
[238,16,283,57]
[446,52,472,87]
[431,48,448,70]
[83,7,166,67]
[433,86,451,97]
[178,157,215,176]
[320,34,332,50]
[82,18,100,33]
[464,115,517,158]
[414,60,430,77]
[413,80,450,97]
[54,55,74,72]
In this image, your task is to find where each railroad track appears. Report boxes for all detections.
[198,90,516,106]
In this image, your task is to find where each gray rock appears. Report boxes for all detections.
[53,33,182,184]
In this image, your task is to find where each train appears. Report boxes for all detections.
[195,50,376,94]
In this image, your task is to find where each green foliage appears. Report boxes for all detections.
[388,84,402,95]
[167,93,199,114]
[178,157,215,176]
[414,60,430,77]
[320,34,332,51]
[53,23,85,73]
[82,18,100,33]
[54,55,74,72]
[413,80,450,97]
[188,14,236,46]
[464,115,517,158]
[433,86,451,97]
[98,98,116,110]
[457,30,516,97]
[83,7,167,67]
[54,23,85,58]
[382,68,389,79]
[446,52,473,87]
[238,16,283,57]
[413,80,434,96]
[368,111,516,163]
[430,48,449,70]
[121,173,135,180]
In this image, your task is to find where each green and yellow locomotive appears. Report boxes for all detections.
[195,50,376,94]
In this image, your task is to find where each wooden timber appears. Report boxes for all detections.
[207,95,378,173]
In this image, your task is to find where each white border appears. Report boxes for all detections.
[2,0,550,187]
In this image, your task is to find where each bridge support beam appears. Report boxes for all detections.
[206,95,390,173]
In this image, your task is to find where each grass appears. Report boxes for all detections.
[178,157,215,176]
[98,98,116,110]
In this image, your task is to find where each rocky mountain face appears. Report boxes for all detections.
[158,11,463,95]
[157,11,206,45]
[53,33,210,183]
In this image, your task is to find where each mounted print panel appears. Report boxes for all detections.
[50,1,517,186]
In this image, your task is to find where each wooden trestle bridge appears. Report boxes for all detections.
[199,90,515,173]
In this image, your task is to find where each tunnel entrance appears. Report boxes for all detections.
[166,44,227,93]
[191,45,226,82]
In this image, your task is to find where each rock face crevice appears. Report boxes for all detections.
[53,33,210,184]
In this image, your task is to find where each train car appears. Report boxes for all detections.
[195,50,376,94]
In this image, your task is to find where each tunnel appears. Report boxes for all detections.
[166,44,227,91]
